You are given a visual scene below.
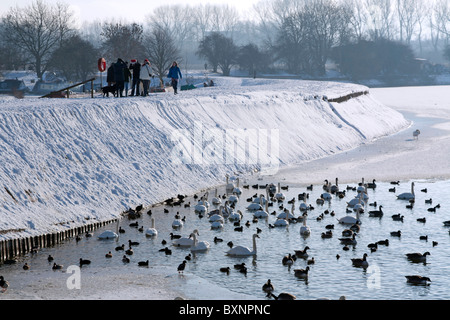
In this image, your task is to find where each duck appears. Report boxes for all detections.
[220,267,231,274]
[47,255,54,262]
[145,218,158,237]
[52,263,63,270]
[125,247,134,255]
[159,247,172,255]
[294,246,310,259]
[122,255,130,263]
[367,179,377,189]
[406,252,430,263]
[234,263,246,270]
[268,292,296,300]
[0,276,9,292]
[377,239,389,246]
[190,232,210,253]
[118,226,126,233]
[294,266,310,279]
[79,258,91,266]
[138,260,149,267]
[397,182,415,200]
[115,244,125,251]
[23,263,30,270]
[185,253,192,261]
[262,279,274,293]
[105,251,113,258]
[307,257,315,265]
[413,129,420,140]
[390,230,402,237]
[321,230,333,239]
[392,214,404,222]
[128,239,139,246]
[417,217,426,223]
[351,253,369,268]
[405,275,431,285]
[214,237,223,243]
[341,229,354,237]
[177,260,187,274]
[226,234,259,256]
[419,235,428,241]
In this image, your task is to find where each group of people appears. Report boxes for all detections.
[106,59,182,97]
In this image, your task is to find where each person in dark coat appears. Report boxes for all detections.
[113,58,126,97]
[129,59,141,96]
[167,61,182,95]
[123,62,131,97]
[107,63,115,86]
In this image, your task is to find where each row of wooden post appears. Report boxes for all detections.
[0,218,117,264]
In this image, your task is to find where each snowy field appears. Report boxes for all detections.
[0,77,411,240]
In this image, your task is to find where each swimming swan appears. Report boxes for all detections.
[226,234,259,256]
[397,182,415,200]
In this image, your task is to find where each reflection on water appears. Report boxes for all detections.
[1,178,449,300]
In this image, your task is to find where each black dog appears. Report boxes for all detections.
[101,84,117,97]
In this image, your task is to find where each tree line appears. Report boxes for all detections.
[1,0,450,83]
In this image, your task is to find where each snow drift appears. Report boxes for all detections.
[0,77,409,239]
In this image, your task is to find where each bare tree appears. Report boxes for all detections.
[1,0,75,79]
[144,26,180,86]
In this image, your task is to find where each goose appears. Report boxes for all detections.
[330,178,339,194]
[262,279,274,293]
[406,252,430,263]
[367,179,377,189]
[79,258,91,266]
[339,234,357,245]
[268,292,296,300]
[397,182,415,200]
[405,275,431,285]
[177,260,187,274]
[0,276,9,292]
[138,260,149,267]
[145,218,158,237]
[342,229,354,237]
[226,234,259,256]
[299,213,311,236]
[282,253,295,266]
[52,263,63,270]
[369,205,383,217]
[122,255,130,263]
[173,230,199,247]
[190,232,210,252]
[427,205,440,212]
[294,266,310,279]
[351,253,369,268]
[294,246,310,259]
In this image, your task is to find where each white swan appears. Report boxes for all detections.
[321,181,332,201]
[233,178,242,195]
[194,199,207,215]
[145,218,158,237]
[98,230,118,239]
[274,182,285,202]
[300,214,311,236]
[229,210,243,222]
[173,230,199,247]
[190,232,210,252]
[226,234,259,256]
[225,174,235,193]
[397,182,415,200]
[228,194,239,206]
[211,220,224,229]
[212,189,222,206]
[253,194,269,218]
[338,210,361,225]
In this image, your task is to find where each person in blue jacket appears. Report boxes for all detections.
[167,61,182,94]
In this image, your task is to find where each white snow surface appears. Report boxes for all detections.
[0,77,409,240]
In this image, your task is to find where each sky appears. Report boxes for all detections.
[0,0,260,26]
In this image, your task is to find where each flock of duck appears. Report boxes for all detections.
[1,175,448,299]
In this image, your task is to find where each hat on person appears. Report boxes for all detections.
[131,59,137,63]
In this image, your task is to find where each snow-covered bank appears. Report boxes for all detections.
[0,77,409,239]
